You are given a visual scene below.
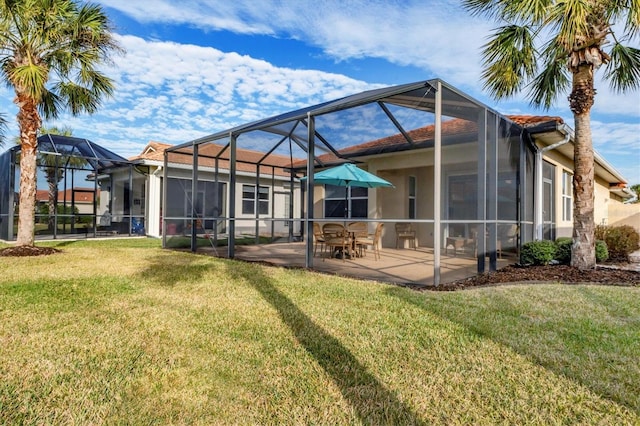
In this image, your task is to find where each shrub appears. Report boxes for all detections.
[595,225,640,262]
[596,240,609,263]
[521,240,557,266]
[554,237,608,264]
[555,238,572,264]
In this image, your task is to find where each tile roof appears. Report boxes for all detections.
[36,188,98,203]
[131,141,303,177]
[294,114,564,167]
[132,115,564,174]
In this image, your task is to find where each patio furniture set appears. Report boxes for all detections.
[313,222,384,261]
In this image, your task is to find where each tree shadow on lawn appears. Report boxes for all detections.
[226,262,427,425]
[385,285,640,415]
[136,253,218,287]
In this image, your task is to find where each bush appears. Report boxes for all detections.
[595,225,640,262]
[554,237,608,264]
[521,240,557,266]
[555,238,572,264]
[596,240,609,263]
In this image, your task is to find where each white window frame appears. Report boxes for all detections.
[242,184,270,215]
[562,170,572,222]
[408,176,417,219]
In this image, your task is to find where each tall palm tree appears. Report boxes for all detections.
[464,0,640,269]
[0,0,121,247]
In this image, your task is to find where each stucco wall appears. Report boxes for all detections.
[541,150,614,239]
[608,202,640,234]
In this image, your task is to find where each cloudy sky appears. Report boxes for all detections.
[1,0,639,183]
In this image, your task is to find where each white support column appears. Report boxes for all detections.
[434,81,442,286]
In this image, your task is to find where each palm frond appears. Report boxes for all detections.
[0,112,7,147]
[622,0,640,39]
[39,88,63,120]
[528,60,570,109]
[604,43,640,92]
[554,0,591,52]
[8,63,49,100]
[480,25,538,99]
[462,0,499,18]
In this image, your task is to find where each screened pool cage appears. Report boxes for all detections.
[0,134,145,241]
[163,79,536,285]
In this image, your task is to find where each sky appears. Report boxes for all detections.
[1,0,639,183]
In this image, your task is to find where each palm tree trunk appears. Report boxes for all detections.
[569,65,596,269]
[15,93,41,247]
[47,173,57,231]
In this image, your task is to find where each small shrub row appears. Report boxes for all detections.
[520,238,609,266]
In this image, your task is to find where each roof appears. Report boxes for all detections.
[36,188,98,203]
[292,115,564,167]
[132,141,304,177]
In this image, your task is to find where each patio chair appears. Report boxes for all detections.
[347,221,368,257]
[395,223,417,249]
[355,223,384,260]
[313,222,326,257]
[322,223,351,262]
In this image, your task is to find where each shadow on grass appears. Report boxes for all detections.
[385,285,640,415]
[136,253,217,287]
[226,262,427,425]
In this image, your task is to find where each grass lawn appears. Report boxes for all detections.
[1,238,638,424]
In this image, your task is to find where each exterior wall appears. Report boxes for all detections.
[164,164,299,237]
[594,176,614,226]
[608,202,640,234]
[541,150,573,238]
[542,149,620,239]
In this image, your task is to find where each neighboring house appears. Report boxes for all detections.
[127,141,303,238]
[36,188,99,215]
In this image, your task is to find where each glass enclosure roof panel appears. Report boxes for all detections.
[12,135,132,171]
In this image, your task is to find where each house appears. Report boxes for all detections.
[36,188,99,215]
[302,114,634,249]
[161,79,634,284]
[127,141,303,239]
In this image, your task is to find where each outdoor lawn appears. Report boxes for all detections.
[1,239,638,424]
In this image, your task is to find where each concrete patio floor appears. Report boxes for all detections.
[203,242,514,287]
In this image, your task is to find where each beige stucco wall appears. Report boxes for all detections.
[608,202,640,234]
[541,150,613,239]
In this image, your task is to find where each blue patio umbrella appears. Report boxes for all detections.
[303,163,394,218]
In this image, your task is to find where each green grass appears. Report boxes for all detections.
[1,239,639,424]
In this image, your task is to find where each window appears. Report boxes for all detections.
[242,184,269,215]
[562,170,572,221]
[324,185,368,218]
[408,176,416,219]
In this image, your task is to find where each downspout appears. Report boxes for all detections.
[534,124,571,240]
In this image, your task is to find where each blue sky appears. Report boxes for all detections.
[1,0,639,183]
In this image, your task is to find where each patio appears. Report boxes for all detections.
[203,242,514,287]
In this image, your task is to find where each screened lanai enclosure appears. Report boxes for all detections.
[164,79,536,285]
[0,135,146,241]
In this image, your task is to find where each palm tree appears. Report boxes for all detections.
[464,0,640,269]
[0,0,121,247]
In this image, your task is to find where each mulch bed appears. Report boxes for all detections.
[425,264,640,291]
[0,246,62,257]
